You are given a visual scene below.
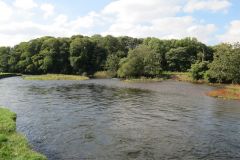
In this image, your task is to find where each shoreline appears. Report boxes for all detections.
[0,107,47,159]
[122,74,240,100]
[0,73,21,79]
[3,73,240,100]
[22,74,89,81]
[207,85,240,100]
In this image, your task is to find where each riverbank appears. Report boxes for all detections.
[207,85,240,100]
[0,73,20,79]
[6,72,240,100]
[162,72,205,83]
[23,74,89,81]
[0,107,47,160]
[93,71,113,79]
[124,77,164,83]
[123,72,203,83]
[122,72,240,100]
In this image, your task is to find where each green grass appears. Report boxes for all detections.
[0,107,47,160]
[162,71,191,81]
[23,74,89,81]
[0,108,16,133]
[162,71,205,83]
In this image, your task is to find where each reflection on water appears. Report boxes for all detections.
[0,77,240,160]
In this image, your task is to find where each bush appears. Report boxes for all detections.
[117,45,162,78]
[189,61,209,80]
[206,43,240,83]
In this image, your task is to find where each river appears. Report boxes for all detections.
[0,77,240,160]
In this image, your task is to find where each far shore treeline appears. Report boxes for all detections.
[0,35,240,83]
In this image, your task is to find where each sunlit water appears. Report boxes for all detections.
[0,77,240,160]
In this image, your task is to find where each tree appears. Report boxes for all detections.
[190,61,209,80]
[166,47,194,71]
[70,37,95,74]
[206,43,240,83]
[0,47,10,72]
[57,38,71,73]
[102,35,121,55]
[117,55,144,78]
[144,38,167,70]
[105,54,121,76]
[118,36,143,54]
[117,45,161,78]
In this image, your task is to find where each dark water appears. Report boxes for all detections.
[0,77,240,160]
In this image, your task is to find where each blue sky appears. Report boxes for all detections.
[0,0,239,46]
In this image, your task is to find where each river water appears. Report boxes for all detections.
[0,77,240,160]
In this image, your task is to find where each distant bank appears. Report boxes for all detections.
[0,73,21,79]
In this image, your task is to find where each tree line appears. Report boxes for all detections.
[0,35,239,83]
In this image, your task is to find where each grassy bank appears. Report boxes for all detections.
[124,77,163,83]
[162,72,193,82]
[124,72,194,83]
[0,108,46,160]
[207,85,240,100]
[0,73,20,79]
[23,74,89,81]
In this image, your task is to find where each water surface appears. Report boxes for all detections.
[0,77,240,160]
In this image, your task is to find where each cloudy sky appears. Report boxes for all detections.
[0,0,239,46]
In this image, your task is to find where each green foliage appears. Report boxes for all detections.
[163,37,212,72]
[144,38,167,70]
[1,35,239,84]
[118,45,162,78]
[190,61,209,80]
[70,37,107,74]
[0,47,10,72]
[206,43,240,83]
[0,134,8,142]
[70,37,92,74]
[105,54,121,76]
[166,47,194,72]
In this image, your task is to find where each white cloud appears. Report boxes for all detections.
[13,0,38,10]
[69,11,103,29]
[101,0,218,43]
[0,0,13,22]
[218,20,240,43]
[40,3,55,19]
[0,11,103,46]
[54,14,68,26]
[103,16,217,43]
[184,0,231,13]
[0,0,232,46]
[102,0,183,24]
[0,34,31,47]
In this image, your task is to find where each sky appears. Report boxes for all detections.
[0,0,240,46]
